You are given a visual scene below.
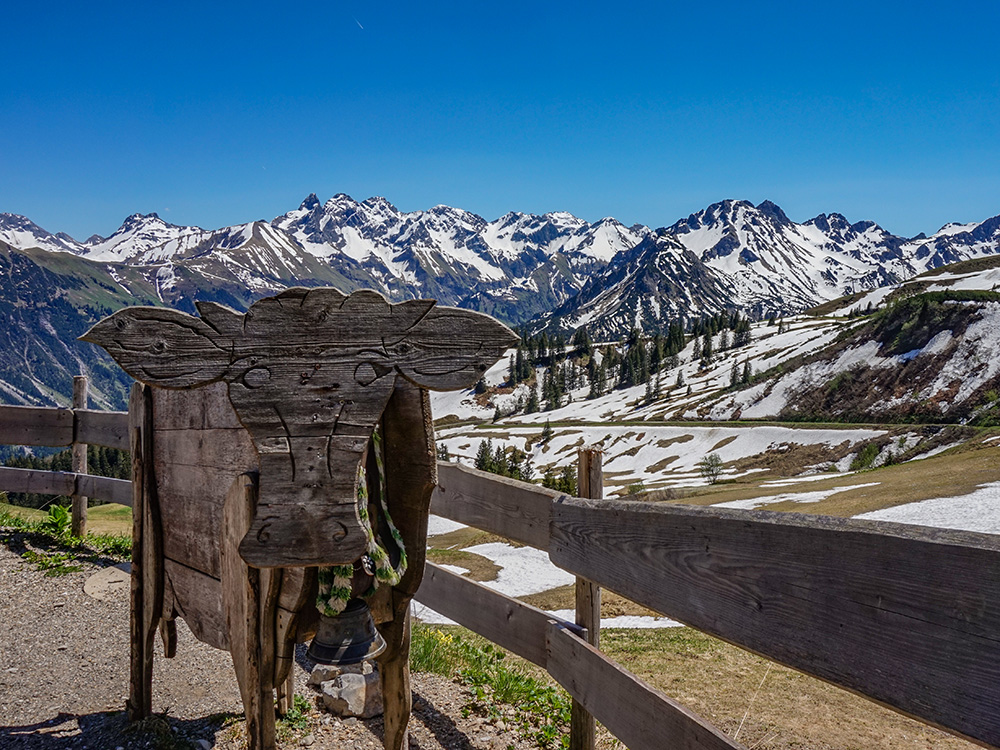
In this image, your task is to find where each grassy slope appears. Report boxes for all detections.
[0,501,131,535]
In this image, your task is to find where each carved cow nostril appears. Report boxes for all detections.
[243,368,271,388]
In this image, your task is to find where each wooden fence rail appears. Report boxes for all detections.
[0,466,132,507]
[0,404,129,451]
[0,391,132,530]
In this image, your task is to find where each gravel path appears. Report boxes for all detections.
[0,530,538,749]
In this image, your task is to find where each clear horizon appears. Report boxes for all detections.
[2,0,997,241]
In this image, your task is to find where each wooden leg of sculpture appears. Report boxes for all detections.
[377,381,437,750]
[222,473,278,750]
[128,383,162,721]
[273,566,314,717]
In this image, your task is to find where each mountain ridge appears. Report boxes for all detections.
[2,195,1000,407]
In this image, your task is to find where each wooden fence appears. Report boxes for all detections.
[3,394,999,749]
[0,376,131,536]
[423,460,1000,750]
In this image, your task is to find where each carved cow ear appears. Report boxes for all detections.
[395,307,519,391]
[80,307,231,389]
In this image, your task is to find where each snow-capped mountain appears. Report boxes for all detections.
[3,193,1000,407]
[542,199,1000,337]
[269,193,648,320]
[0,213,86,255]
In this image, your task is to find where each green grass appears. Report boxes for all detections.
[0,503,132,574]
[411,624,571,748]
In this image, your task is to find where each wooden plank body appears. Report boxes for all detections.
[548,623,744,750]
[431,461,559,549]
[551,498,1000,748]
[153,384,258,581]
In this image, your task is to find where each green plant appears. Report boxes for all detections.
[625,481,647,495]
[411,625,571,748]
[39,504,72,538]
[850,442,881,471]
[20,549,84,577]
[276,693,312,741]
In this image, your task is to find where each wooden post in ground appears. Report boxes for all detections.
[571,447,603,750]
[71,375,88,537]
[128,383,150,720]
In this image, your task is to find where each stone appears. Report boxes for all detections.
[301,734,316,747]
[83,563,131,602]
[307,660,371,686]
[196,741,213,750]
[318,671,383,719]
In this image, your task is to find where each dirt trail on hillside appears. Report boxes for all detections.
[0,532,534,750]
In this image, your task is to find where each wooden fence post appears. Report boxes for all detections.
[570,447,603,750]
[71,375,88,537]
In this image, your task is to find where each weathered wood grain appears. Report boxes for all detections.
[571,448,602,750]
[376,380,437,750]
[152,382,245,431]
[152,386,258,578]
[431,462,560,550]
[381,381,437,596]
[75,408,130,450]
[128,384,151,721]
[163,558,229,651]
[84,287,516,568]
[76,474,132,507]
[0,404,74,446]
[378,591,413,750]
[547,622,745,750]
[272,565,314,687]
[0,466,76,496]
[221,473,275,750]
[0,466,130,505]
[415,562,581,668]
[71,376,89,537]
[551,498,1000,748]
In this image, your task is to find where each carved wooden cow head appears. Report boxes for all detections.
[82,287,517,568]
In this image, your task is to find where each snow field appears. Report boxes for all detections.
[418,517,681,628]
[855,481,1000,535]
[437,423,884,491]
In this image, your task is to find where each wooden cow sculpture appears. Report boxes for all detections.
[82,287,516,750]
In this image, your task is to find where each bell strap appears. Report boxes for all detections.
[317,428,408,617]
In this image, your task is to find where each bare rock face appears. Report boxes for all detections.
[310,662,383,719]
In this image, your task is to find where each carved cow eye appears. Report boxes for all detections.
[151,340,167,354]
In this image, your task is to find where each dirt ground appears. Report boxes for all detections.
[0,532,535,750]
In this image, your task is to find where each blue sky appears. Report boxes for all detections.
[2,1,998,240]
